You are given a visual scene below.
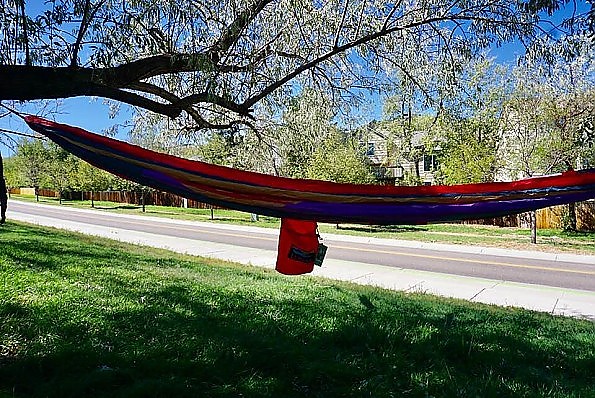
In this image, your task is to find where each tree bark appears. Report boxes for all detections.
[0,65,183,118]
[0,154,7,224]
[531,211,537,244]
[566,202,577,231]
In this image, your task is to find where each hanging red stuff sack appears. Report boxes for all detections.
[275,218,319,275]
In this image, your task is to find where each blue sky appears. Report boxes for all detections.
[0,99,133,156]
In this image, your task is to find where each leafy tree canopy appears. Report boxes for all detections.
[306,130,376,184]
[1,0,591,132]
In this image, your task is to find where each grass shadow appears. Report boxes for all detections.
[94,205,142,210]
[337,224,429,233]
[1,222,594,397]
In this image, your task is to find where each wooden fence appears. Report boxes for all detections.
[536,202,595,231]
[464,202,595,231]
[10,187,595,230]
[10,188,217,210]
[76,190,216,209]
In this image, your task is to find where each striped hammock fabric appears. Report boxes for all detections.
[25,116,595,225]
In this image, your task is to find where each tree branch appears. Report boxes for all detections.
[91,86,182,118]
[19,0,30,66]
[210,0,275,60]
[334,0,350,49]
[71,0,105,67]
[126,81,215,125]
[176,92,252,118]
[243,15,468,108]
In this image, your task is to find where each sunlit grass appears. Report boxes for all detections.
[1,221,594,397]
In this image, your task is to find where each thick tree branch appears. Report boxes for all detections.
[0,62,255,125]
[210,0,275,60]
[102,53,215,84]
[176,93,253,118]
[0,65,181,118]
[126,81,214,125]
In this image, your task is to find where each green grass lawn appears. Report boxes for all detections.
[1,221,594,397]
[11,194,595,255]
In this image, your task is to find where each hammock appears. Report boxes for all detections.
[25,116,595,274]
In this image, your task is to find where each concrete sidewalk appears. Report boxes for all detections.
[8,201,595,321]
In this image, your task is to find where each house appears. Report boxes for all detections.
[358,121,439,185]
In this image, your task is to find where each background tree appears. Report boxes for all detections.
[1,154,22,191]
[77,161,114,207]
[305,130,376,184]
[432,59,508,185]
[12,138,48,201]
[40,143,80,204]
[500,46,595,238]
[501,56,595,180]
[272,90,336,178]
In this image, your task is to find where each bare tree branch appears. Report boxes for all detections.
[243,15,474,108]
[71,0,105,67]
[334,0,350,49]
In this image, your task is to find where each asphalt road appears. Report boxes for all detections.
[8,200,595,292]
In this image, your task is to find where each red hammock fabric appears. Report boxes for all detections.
[276,219,319,275]
[24,116,595,274]
[24,116,595,226]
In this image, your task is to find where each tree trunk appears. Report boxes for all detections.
[414,159,420,179]
[141,190,145,212]
[530,211,537,244]
[0,154,6,224]
[566,202,577,231]
[91,190,95,208]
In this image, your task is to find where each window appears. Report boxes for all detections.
[423,154,438,172]
[391,165,404,178]
[366,142,375,156]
